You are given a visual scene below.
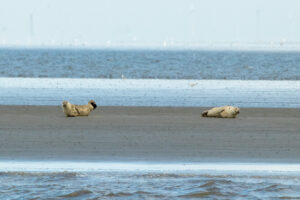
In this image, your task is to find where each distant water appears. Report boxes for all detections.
[1,48,300,80]
[1,78,300,107]
[1,162,300,199]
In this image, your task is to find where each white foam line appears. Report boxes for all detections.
[1,161,300,173]
[0,77,300,90]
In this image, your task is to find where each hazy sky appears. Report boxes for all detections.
[0,0,299,47]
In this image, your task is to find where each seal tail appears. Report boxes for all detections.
[91,102,97,109]
[202,110,208,117]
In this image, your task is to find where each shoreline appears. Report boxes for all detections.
[2,161,300,172]
[1,106,300,163]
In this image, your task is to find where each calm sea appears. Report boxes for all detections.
[1,48,300,199]
[0,48,300,80]
[1,48,300,107]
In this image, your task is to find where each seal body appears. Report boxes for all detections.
[202,106,240,118]
[62,100,97,117]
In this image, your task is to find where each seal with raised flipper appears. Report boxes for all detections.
[62,100,97,117]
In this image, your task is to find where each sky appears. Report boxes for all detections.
[0,0,299,47]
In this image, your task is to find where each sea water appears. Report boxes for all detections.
[1,49,300,199]
[1,49,300,107]
[1,162,300,199]
[0,78,300,107]
[0,48,300,80]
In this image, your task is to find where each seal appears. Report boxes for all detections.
[202,106,240,118]
[62,100,97,117]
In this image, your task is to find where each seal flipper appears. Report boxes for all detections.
[202,110,208,117]
[75,107,81,115]
[91,102,97,109]
[216,108,226,117]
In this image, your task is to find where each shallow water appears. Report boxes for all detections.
[1,78,300,108]
[1,48,300,80]
[1,162,300,199]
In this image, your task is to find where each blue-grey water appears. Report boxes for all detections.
[1,78,300,108]
[1,48,300,80]
[1,48,300,199]
[2,170,300,200]
[1,49,300,107]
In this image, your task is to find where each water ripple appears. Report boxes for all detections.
[59,189,93,198]
[1,49,300,80]
[1,171,300,199]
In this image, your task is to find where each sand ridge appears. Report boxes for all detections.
[0,106,299,163]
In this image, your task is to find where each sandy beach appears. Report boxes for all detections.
[0,106,300,163]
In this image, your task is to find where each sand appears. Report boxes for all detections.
[0,106,300,163]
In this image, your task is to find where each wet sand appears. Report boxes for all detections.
[0,106,300,163]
